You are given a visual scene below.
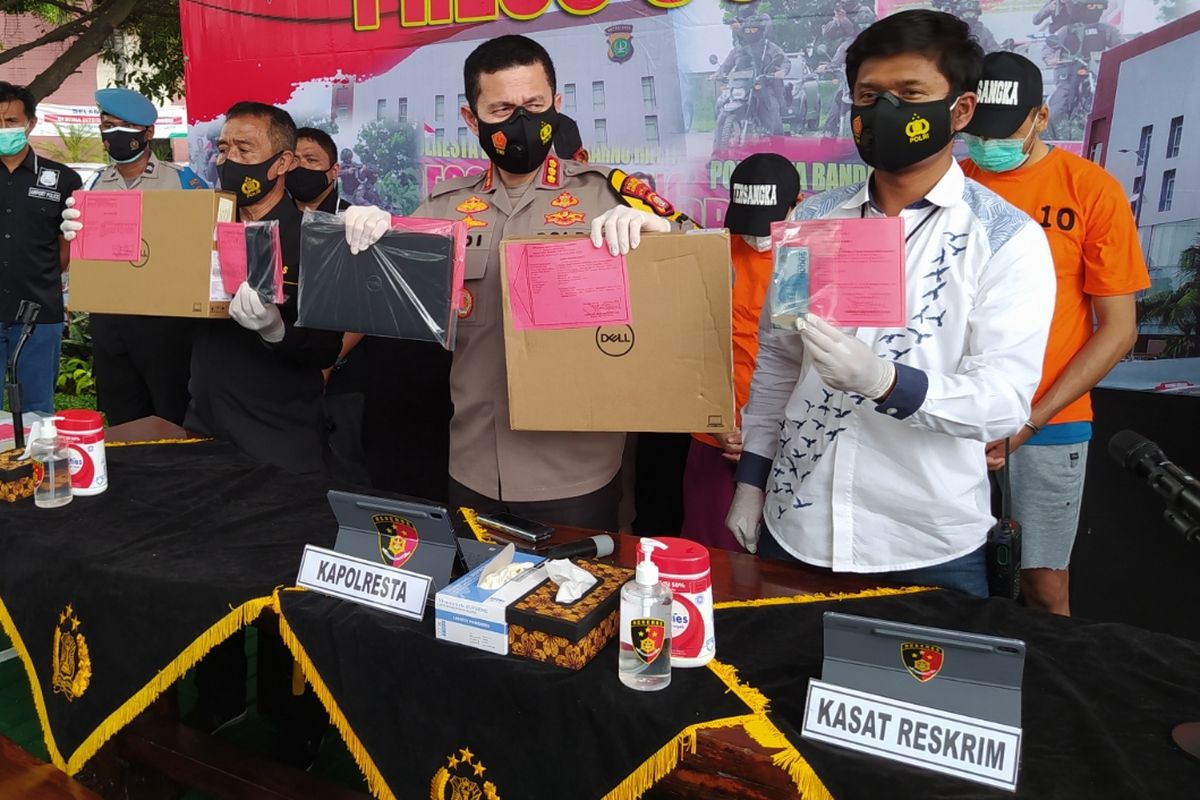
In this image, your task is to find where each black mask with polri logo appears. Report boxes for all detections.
[101,127,149,164]
[219,151,284,207]
[850,92,960,172]
[476,106,559,176]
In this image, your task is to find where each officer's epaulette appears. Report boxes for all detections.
[427,169,488,200]
[606,168,694,226]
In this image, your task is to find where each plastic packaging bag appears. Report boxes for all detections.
[244,220,284,305]
[768,220,815,331]
[297,210,466,350]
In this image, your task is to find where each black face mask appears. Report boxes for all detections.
[850,92,960,172]
[285,166,333,202]
[219,151,284,207]
[101,127,149,164]
[477,106,558,175]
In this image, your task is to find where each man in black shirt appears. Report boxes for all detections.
[190,102,345,474]
[289,127,349,214]
[0,82,81,414]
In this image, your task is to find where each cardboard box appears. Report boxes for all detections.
[435,556,632,670]
[500,231,735,433]
[69,190,237,318]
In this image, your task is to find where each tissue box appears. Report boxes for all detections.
[0,448,39,503]
[508,560,631,670]
[435,556,632,670]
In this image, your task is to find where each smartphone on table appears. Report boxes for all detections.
[475,512,554,543]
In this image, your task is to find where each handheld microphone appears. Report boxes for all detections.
[1108,430,1200,542]
[538,535,615,561]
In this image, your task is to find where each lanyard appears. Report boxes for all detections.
[860,202,941,244]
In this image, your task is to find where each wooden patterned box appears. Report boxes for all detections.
[0,448,38,504]
[507,560,633,670]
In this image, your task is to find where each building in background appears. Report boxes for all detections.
[1087,11,1200,312]
[1,13,189,167]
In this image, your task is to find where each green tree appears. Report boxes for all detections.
[353,119,422,215]
[0,0,182,102]
[41,122,105,162]
[1138,237,1200,357]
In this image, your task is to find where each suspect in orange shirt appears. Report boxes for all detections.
[682,153,801,550]
[961,52,1149,615]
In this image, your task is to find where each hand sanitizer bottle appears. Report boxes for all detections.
[619,538,672,691]
[25,417,73,509]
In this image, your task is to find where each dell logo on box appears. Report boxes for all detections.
[595,325,635,357]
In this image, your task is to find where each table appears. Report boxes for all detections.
[4,420,1200,799]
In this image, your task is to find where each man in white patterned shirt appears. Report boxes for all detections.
[726,10,1055,597]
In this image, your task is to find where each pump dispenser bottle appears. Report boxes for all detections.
[619,538,672,691]
[24,416,73,508]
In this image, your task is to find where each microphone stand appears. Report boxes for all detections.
[4,300,42,453]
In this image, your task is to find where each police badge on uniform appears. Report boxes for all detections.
[38,167,59,188]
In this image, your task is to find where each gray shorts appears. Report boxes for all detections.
[1008,441,1089,570]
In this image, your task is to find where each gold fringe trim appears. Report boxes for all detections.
[599,714,756,800]
[272,588,397,800]
[106,437,210,448]
[459,507,498,543]
[714,583,933,610]
[706,659,835,800]
[0,593,271,774]
[706,659,771,715]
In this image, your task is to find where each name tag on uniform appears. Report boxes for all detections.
[296,544,430,620]
[28,187,62,202]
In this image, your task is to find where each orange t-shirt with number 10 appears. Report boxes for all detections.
[962,147,1150,424]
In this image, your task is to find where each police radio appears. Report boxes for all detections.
[987,438,1022,600]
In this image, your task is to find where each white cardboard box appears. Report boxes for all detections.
[434,551,547,656]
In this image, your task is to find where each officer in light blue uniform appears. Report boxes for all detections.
[86,87,206,424]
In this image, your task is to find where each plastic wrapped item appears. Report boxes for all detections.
[244,220,284,304]
[215,220,284,304]
[768,218,907,330]
[297,210,466,350]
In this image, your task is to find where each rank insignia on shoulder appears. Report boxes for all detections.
[607,168,691,225]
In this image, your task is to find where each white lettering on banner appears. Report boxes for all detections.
[801,680,1022,792]
[296,544,429,620]
[732,182,778,206]
[976,80,1020,106]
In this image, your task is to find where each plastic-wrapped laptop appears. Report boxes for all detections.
[297,210,466,349]
[821,612,1026,727]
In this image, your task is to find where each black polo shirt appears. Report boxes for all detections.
[187,192,342,473]
[0,148,82,323]
[315,188,351,214]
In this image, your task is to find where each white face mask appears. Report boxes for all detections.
[741,234,772,252]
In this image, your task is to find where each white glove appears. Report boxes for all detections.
[343,205,392,255]
[798,313,896,399]
[589,205,671,256]
[60,195,82,241]
[726,482,766,553]
[228,281,285,343]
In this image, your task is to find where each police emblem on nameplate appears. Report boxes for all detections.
[455,196,489,214]
[605,24,635,63]
[375,513,419,568]
[631,618,666,665]
[241,175,262,199]
[901,642,944,682]
[430,746,501,800]
[38,168,59,188]
[52,604,92,702]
